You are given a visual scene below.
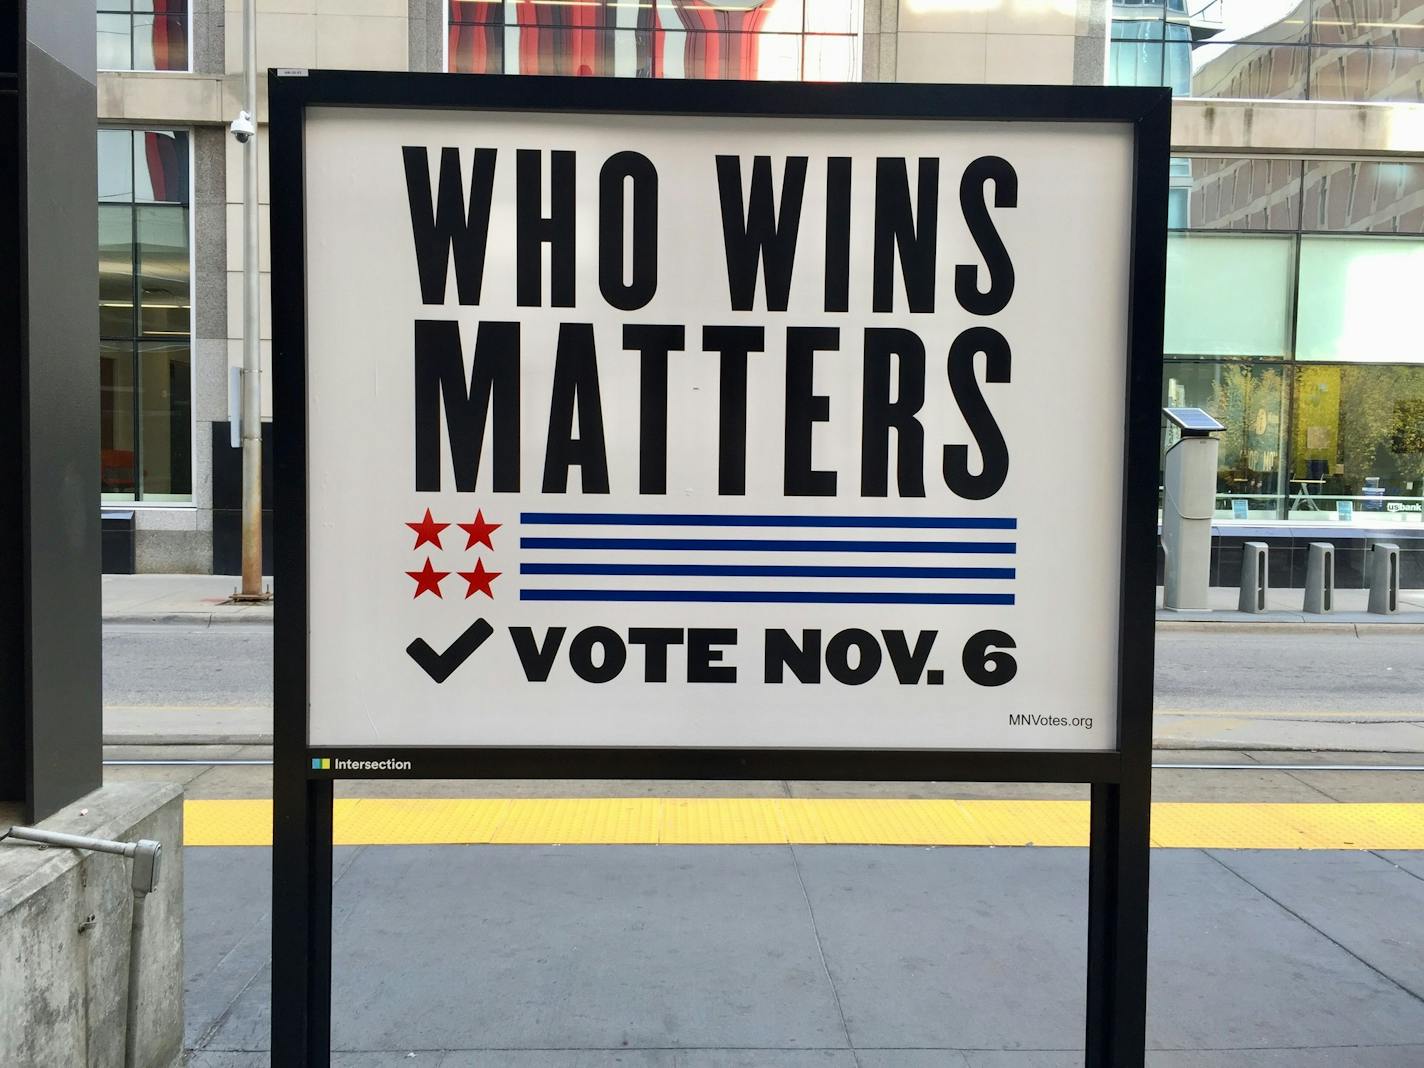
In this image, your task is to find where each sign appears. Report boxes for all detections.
[295,91,1150,759]
[270,74,1169,1068]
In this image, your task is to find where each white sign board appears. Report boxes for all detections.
[300,105,1135,752]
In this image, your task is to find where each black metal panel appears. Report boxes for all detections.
[18,0,100,821]
[211,422,274,575]
[211,419,273,510]
[213,508,273,577]
[0,8,21,804]
[101,510,137,575]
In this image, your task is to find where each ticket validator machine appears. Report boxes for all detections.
[1162,407,1225,611]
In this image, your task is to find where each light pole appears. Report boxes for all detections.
[233,0,266,599]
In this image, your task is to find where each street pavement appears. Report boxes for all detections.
[103,619,1424,750]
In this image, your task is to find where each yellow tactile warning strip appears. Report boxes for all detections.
[182,799,1424,850]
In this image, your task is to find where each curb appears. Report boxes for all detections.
[103,734,275,746]
[103,612,274,626]
[1156,618,1424,635]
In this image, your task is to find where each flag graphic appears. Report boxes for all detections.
[518,512,1016,605]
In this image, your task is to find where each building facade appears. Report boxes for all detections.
[95,0,1424,572]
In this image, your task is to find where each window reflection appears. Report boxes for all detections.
[448,0,859,81]
[1108,0,1424,104]
[97,0,188,72]
[98,129,192,503]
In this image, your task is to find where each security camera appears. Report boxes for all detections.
[230,111,256,144]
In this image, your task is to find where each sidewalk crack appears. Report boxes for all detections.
[787,844,860,1067]
[1204,849,1424,1006]
[1371,850,1424,885]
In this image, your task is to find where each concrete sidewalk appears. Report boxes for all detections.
[102,574,274,624]
[1156,584,1424,626]
[181,842,1424,1067]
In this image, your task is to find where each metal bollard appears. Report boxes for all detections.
[1238,541,1269,613]
[1303,543,1334,613]
[1368,543,1401,614]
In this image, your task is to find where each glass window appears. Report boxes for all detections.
[137,204,191,337]
[1310,45,1424,103]
[1310,1,1424,49]
[138,342,192,500]
[1296,236,1424,362]
[1178,156,1302,231]
[1303,159,1424,233]
[1163,360,1288,519]
[96,0,188,72]
[1290,364,1424,522]
[1109,35,1167,88]
[1189,41,1309,99]
[99,128,192,503]
[101,340,137,500]
[447,0,860,81]
[1164,233,1295,357]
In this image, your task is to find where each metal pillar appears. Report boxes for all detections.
[1303,543,1334,614]
[1238,542,1268,613]
[239,0,265,598]
[1368,543,1400,615]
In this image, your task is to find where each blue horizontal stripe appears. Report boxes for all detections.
[521,562,1015,580]
[521,512,1016,530]
[520,537,1015,555]
[520,590,1016,606]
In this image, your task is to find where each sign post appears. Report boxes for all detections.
[269,72,1169,1067]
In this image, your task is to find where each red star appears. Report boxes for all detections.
[406,557,449,598]
[457,509,502,551]
[457,559,501,599]
[407,508,449,551]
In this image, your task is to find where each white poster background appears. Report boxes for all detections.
[302,106,1135,751]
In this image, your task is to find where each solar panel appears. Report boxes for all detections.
[1163,407,1224,434]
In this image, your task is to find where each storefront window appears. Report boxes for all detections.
[1164,360,1287,519]
[98,128,192,503]
[1164,232,1294,357]
[97,0,189,72]
[447,0,860,81]
[1290,365,1424,521]
[1296,236,1424,363]
[1163,148,1424,524]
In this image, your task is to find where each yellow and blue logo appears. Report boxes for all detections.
[311,757,331,770]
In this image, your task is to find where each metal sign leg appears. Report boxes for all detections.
[272,777,334,1066]
[1085,780,1151,1067]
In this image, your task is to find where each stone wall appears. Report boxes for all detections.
[0,783,184,1068]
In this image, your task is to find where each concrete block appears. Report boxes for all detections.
[136,528,214,574]
[194,338,232,424]
[896,32,986,83]
[898,0,986,34]
[0,783,184,1068]
[224,202,270,273]
[316,15,409,71]
[984,32,1074,84]
[985,0,1077,36]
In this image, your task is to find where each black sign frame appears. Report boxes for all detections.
[269,69,1169,1068]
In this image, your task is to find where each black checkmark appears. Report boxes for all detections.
[406,618,495,683]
